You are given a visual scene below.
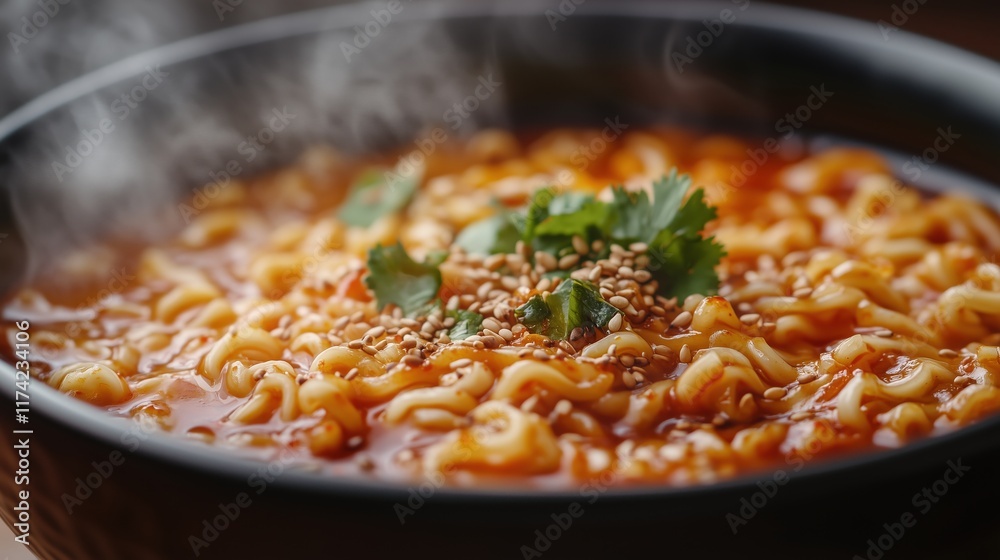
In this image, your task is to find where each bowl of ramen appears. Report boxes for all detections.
[4,1,1000,559]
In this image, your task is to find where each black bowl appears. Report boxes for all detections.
[3,1,1000,558]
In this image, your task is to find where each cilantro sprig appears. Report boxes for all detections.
[338,160,423,227]
[455,170,726,299]
[364,243,441,316]
[514,278,619,340]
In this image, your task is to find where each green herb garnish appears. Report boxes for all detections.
[453,170,726,300]
[338,160,423,227]
[454,212,520,255]
[364,242,441,316]
[514,278,620,340]
[447,309,485,340]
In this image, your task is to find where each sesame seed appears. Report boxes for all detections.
[763,387,788,400]
[629,242,648,253]
[558,254,580,270]
[484,254,506,271]
[793,287,813,298]
[554,399,572,416]
[481,317,501,332]
[591,239,605,253]
[344,367,359,380]
[365,326,386,339]
[532,349,550,361]
[740,313,761,325]
[633,269,652,283]
[739,393,755,411]
[671,311,693,328]
[355,453,375,471]
[608,314,623,332]
[797,372,818,384]
[363,345,378,355]
[397,449,415,462]
[535,251,557,271]
[588,266,603,282]
[572,235,590,255]
[633,371,646,384]
[622,371,637,389]
[402,355,423,367]
[607,344,618,357]
[653,344,672,357]
[609,296,630,309]
[451,358,472,369]
[938,348,959,358]
[570,327,584,341]
[498,328,514,341]
[790,411,811,421]
[619,354,635,368]
[618,266,634,279]
[348,436,364,448]
[348,340,364,350]
[600,287,615,300]
[679,345,692,363]
[874,329,894,338]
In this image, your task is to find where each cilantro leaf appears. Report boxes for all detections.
[338,159,423,227]
[514,278,620,340]
[454,213,521,255]
[607,186,652,244]
[447,309,484,340]
[666,186,716,236]
[534,196,610,240]
[364,243,441,316]
[608,170,692,244]
[521,188,558,242]
[647,231,726,300]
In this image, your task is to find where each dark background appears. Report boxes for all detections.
[1,0,1000,119]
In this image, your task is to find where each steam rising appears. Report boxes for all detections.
[0,1,510,291]
[0,0,768,296]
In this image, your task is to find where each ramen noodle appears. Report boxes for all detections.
[4,128,1000,488]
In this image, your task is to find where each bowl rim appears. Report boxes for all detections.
[3,0,1000,504]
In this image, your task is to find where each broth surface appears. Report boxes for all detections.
[5,128,1000,488]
